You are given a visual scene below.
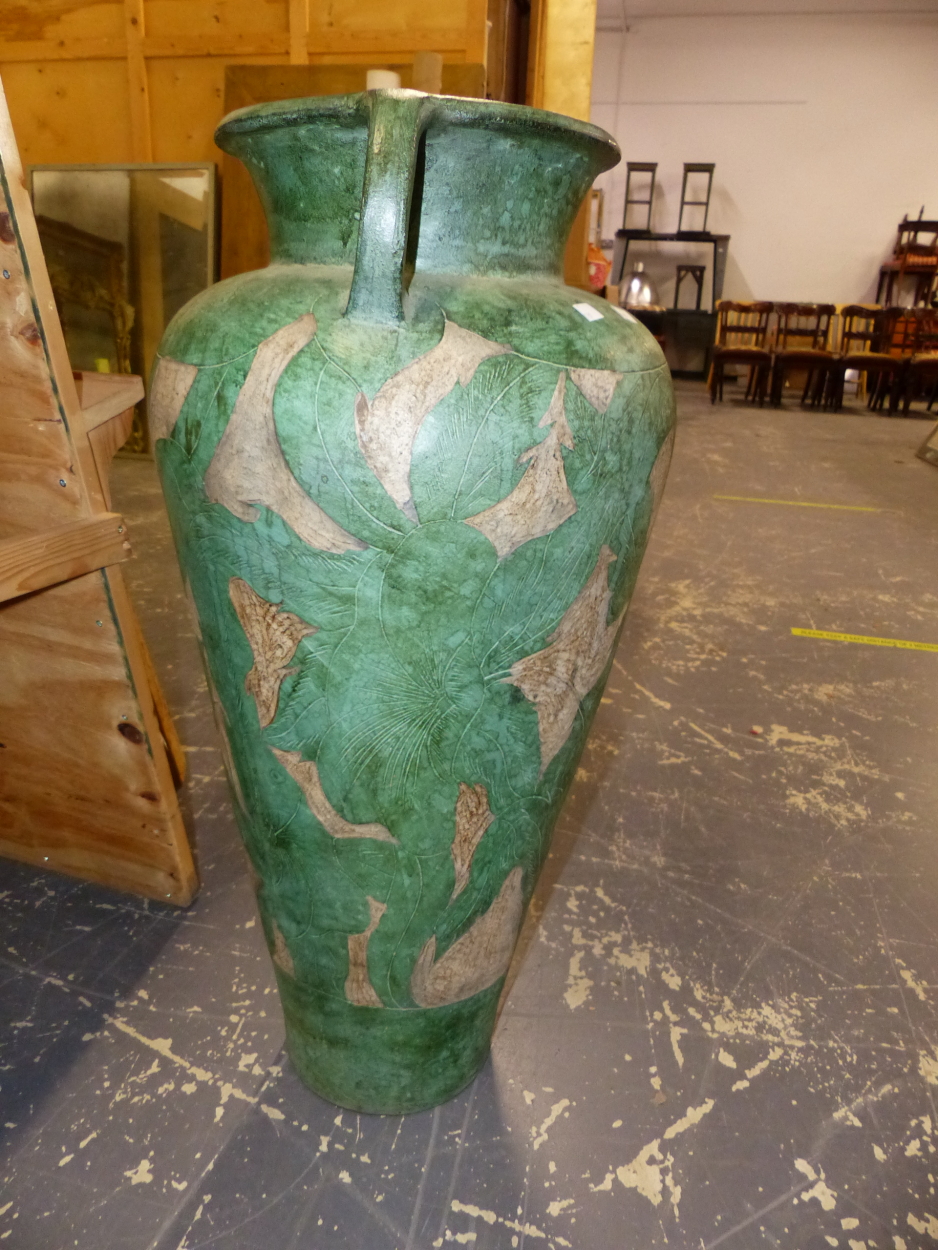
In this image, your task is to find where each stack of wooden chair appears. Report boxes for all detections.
[708,300,938,416]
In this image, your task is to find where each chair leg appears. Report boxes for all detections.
[869,372,886,411]
[891,364,909,416]
[757,364,770,408]
[828,367,845,412]
[770,361,783,407]
[802,368,824,408]
[903,372,915,415]
[710,361,722,404]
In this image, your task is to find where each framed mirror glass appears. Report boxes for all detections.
[29,164,216,453]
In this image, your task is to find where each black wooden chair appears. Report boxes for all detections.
[708,301,774,405]
[873,309,924,413]
[770,303,835,407]
[823,306,902,411]
[901,308,938,414]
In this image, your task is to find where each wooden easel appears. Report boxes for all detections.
[0,77,197,906]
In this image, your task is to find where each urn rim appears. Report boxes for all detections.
[215,87,620,173]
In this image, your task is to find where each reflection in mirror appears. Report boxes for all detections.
[30,164,216,453]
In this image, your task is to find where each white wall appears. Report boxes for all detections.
[591,4,938,306]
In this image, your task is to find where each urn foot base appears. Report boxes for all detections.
[278,973,503,1115]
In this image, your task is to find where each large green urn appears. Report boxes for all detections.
[151,89,675,1114]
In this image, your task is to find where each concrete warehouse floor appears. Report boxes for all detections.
[2,380,938,1250]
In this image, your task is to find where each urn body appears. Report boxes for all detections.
[152,90,675,1113]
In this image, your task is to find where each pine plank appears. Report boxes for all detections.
[0,513,132,603]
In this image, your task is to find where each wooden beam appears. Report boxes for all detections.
[0,514,132,605]
[532,0,597,120]
[413,51,444,93]
[526,0,546,107]
[289,0,310,66]
[465,0,491,68]
[0,38,126,63]
[123,0,153,162]
[0,30,471,63]
[79,375,145,432]
[529,0,598,289]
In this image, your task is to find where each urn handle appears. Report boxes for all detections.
[345,90,434,326]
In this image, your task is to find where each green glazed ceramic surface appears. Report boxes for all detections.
[151,89,675,1114]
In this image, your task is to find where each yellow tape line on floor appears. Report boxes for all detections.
[792,628,938,652]
[714,494,882,512]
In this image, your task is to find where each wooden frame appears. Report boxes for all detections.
[0,75,197,906]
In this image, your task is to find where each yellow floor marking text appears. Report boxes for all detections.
[792,628,938,652]
[714,494,881,512]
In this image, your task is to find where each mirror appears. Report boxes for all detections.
[30,164,216,453]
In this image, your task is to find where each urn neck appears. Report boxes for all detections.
[215,91,618,302]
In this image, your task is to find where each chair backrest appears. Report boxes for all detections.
[885,306,927,356]
[775,302,836,351]
[894,219,938,259]
[915,307,938,354]
[840,304,888,354]
[715,300,773,348]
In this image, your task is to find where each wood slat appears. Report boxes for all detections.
[0,28,473,62]
[0,513,132,604]
[79,374,145,431]
[124,0,153,160]
[289,0,309,66]
[0,37,126,62]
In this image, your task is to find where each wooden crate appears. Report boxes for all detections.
[0,75,197,905]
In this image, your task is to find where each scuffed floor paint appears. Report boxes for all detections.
[2,382,938,1248]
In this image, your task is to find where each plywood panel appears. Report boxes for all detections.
[308,0,469,43]
[0,0,494,168]
[0,569,194,902]
[0,0,124,44]
[148,56,244,163]
[1,60,133,163]
[144,0,288,42]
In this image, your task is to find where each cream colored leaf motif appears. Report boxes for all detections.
[355,320,511,521]
[228,577,317,729]
[466,373,577,559]
[450,782,495,902]
[270,921,295,977]
[411,866,523,1008]
[149,356,198,441]
[271,748,398,844]
[568,367,623,414]
[345,896,387,1008]
[204,314,367,554]
[505,545,625,776]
